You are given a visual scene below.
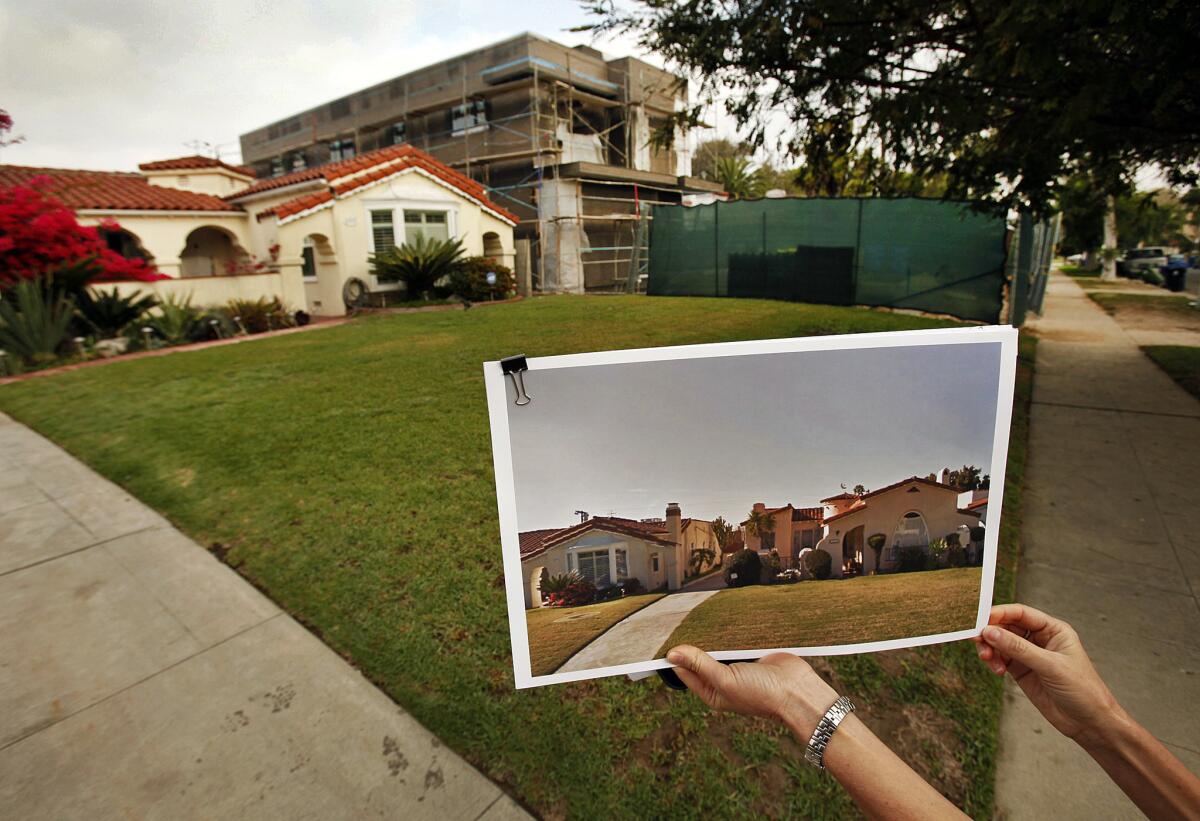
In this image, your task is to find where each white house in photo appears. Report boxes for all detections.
[518,503,721,609]
[0,145,518,317]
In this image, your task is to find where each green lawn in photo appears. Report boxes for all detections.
[0,295,1033,819]
[1142,345,1200,401]
[526,593,665,676]
[1088,291,1197,318]
[661,568,981,654]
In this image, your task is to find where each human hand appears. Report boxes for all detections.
[974,603,1122,746]
[665,645,839,737]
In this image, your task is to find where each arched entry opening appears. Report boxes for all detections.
[482,231,503,261]
[527,565,549,609]
[842,525,864,576]
[97,226,154,264]
[179,226,249,278]
[301,233,337,281]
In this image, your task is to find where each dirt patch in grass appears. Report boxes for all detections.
[1088,292,1200,333]
[526,593,665,675]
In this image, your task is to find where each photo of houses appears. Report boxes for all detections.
[500,334,1012,680]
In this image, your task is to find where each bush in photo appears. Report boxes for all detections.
[803,547,832,580]
[449,256,515,301]
[724,549,762,588]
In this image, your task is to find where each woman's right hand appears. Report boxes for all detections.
[974,603,1122,746]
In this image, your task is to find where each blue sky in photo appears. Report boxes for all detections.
[507,341,1004,530]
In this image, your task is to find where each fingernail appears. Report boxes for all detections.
[666,650,684,665]
[976,644,986,658]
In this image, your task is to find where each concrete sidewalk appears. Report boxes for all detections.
[994,272,1200,819]
[0,413,528,820]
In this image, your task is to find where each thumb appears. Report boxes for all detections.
[666,645,732,693]
[982,625,1051,670]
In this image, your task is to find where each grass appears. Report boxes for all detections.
[662,568,981,653]
[0,294,1029,819]
[1142,345,1200,401]
[1059,264,1097,278]
[1088,291,1196,317]
[527,593,665,676]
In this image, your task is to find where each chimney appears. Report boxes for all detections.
[752,502,766,514]
[665,502,683,591]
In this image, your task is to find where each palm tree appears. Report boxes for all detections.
[745,508,775,550]
[710,516,734,552]
[689,546,717,576]
[711,156,765,200]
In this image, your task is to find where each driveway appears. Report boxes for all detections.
[557,590,720,672]
[0,413,527,820]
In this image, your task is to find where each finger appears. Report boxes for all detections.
[988,603,1057,636]
[981,625,1052,671]
[666,645,733,692]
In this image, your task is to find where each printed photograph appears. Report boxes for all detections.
[498,333,1014,683]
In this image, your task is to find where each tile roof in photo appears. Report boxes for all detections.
[964,497,989,510]
[519,515,681,561]
[228,144,519,225]
[138,155,256,178]
[0,164,242,212]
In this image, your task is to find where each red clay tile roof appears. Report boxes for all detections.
[138,155,256,178]
[792,506,824,522]
[230,144,518,225]
[964,497,989,510]
[822,477,967,524]
[0,164,242,212]
[820,492,857,502]
[519,516,677,562]
[823,502,868,525]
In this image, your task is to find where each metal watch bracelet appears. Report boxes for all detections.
[804,695,856,770]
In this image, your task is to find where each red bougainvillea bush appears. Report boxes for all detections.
[0,178,166,288]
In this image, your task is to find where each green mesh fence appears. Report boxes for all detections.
[647,198,1010,323]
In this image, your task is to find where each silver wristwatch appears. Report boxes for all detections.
[804,695,855,770]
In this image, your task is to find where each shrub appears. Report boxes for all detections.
[145,293,210,344]
[594,584,623,603]
[767,549,783,575]
[545,578,596,607]
[897,544,927,572]
[867,533,886,571]
[928,538,949,567]
[540,572,580,596]
[620,577,644,596]
[224,297,294,334]
[723,549,762,588]
[448,256,516,301]
[0,277,75,365]
[369,235,466,297]
[948,544,967,567]
[970,526,985,544]
[74,287,156,339]
[803,548,832,580]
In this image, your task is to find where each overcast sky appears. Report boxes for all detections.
[0,0,690,171]
[506,342,1003,531]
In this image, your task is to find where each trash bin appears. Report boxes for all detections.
[1163,266,1186,292]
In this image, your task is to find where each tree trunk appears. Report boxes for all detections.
[1083,248,1096,271]
[1101,194,1119,281]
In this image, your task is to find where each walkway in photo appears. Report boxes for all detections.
[995,271,1200,819]
[557,590,721,673]
[0,414,528,820]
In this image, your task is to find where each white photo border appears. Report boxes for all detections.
[485,325,1019,689]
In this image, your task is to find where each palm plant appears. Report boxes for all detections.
[745,507,775,549]
[0,278,75,364]
[867,533,887,574]
[74,287,156,339]
[689,546,717,576]
[711,156,765,200]
[369,235,465,298]
[146,293,208,344]
[541,571,583,595]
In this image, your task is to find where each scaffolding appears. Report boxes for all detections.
[238,33,721,292]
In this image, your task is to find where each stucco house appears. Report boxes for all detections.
[518,503,721,609]
[0,145,517,316]
[815,476,983,578]
[741,503,825,570]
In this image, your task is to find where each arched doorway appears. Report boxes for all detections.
[180,226,248,277]
[482,231,503,261]
[527,565,548,609]
[843,525,864,576]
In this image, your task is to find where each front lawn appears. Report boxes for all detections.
[661,568,982,654]
[527,593,665,676]
[1088,292,1200,332]
[0,295,1031,819]
[1142,345,1200,401]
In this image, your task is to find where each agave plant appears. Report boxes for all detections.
[145,293,209,344]
[540,571,584,596]
[74,287,156,339]
[0,278,75,364]
[369,235,465,298]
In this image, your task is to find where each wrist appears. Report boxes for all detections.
[1074,700,1135,754]
[777,677,840,741]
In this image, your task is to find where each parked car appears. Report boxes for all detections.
[1117,247,1172,278]
[1160,254,1190,292]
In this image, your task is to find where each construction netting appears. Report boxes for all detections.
[647,197,1011,323]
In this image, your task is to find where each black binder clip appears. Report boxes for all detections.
[500,354,532,406]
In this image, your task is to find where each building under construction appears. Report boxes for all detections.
[238,33,722,293]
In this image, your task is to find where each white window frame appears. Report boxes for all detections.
[363,198,460,290]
